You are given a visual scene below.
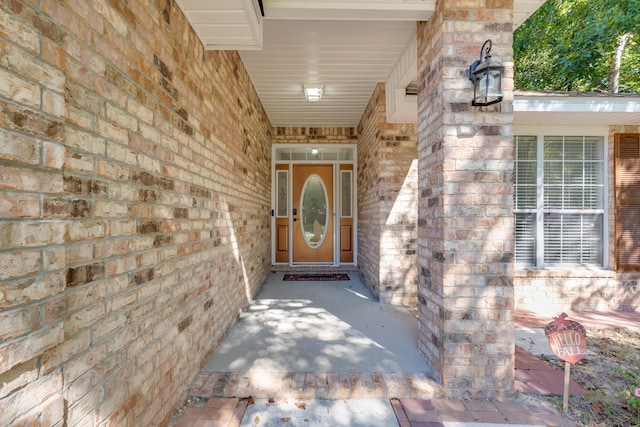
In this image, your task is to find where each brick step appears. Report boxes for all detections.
[189,371,442,400]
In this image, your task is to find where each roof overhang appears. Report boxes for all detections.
[514,91,640,126]
[174,0,544,51]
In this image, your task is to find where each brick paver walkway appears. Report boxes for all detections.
[173,397,248,427]
[391,398,577,427]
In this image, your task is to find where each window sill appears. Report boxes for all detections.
[514,266,615,279]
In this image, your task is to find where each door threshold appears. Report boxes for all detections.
[271,265,358,273]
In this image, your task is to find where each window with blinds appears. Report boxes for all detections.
[615,134,640,271]
[514,135,605,267]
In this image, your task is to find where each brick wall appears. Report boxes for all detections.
[272,127,357,144]
[417,1,515,399]
[0,1,271,426]
[357,87,382,295]
[357,83,418,304]
[514,124,640,313]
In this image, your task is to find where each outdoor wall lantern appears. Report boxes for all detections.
[468,39,504,106]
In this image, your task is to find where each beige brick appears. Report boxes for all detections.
[92,312,128,343]
[65,221,105,241]
[97,118,128,144]
[0,165,63,193]
[0,7,40,54]
[42,89,66,118]
[65,302,106,336]
[0,274,64,313]
[40,395,65,427]
[127,98,154,124]
[0,357,38,398]
[94,200,129,218]
[106,103,137,131]
[0,249,40,280]
[107,219,136,237]
[0,192,40,218]
[0,129,41,164]
[65,127,106,155]
[106,290,138,315]
[0,371,63,426]
[0,324,63,375]
[94,238,129,259]
[106,140,137,164]
[65,80,103,116]
[65,103,94,129]
[41,329,91,374]
[66,383,103,426]
[0,304,42,341]
[97,158,129,181]
[64,150,94,174]
[43,247,67,272]
[65,243,94,265]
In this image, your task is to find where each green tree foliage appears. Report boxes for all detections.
[514,0,640,93]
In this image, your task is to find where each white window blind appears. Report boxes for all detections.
[514,135,604,267]
[514,136,537,265]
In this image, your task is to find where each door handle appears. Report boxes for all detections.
[293,208,297,215]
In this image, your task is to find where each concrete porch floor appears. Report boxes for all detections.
[201,272,431,375]
[170,272,581,426]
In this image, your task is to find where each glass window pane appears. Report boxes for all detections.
[516,136,537,160]
[341,171,352,217]
[564,137,584,160]
[544,185,563,209]
[301,175,328,248]
[544,213,602,266]
[515,136,538,210]
[276,171,288,217]
[515,185,536,209]
[339,148,353,160]
[543,161,563,184]
[584,137,602,160]
[515,213,536,266]
[544,137,564,160]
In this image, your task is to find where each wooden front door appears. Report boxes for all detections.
[292,164,333,263]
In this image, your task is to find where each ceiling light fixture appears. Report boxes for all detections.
[304,85,323,102]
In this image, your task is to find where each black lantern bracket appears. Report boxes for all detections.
[468,39,504,107]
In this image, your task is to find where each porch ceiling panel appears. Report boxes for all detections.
[175,0,547,127]
[240,19,417,127]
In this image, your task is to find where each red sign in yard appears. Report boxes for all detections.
[544,313,587,364]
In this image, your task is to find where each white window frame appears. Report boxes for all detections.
[514,125,609,269]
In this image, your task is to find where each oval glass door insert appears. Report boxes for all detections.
[300,175,328,248]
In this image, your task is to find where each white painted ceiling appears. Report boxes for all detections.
[176,0,548,127]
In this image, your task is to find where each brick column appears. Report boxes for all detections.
[416,0,515,399]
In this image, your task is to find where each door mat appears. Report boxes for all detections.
[283,273,350,281]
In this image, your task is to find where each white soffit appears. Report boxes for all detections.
[263,0,435,21]
[174,0,549,126]
[514,93,640,126]
[175,0,263,50]
[386,34,418,123]
[514,0,547,28]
